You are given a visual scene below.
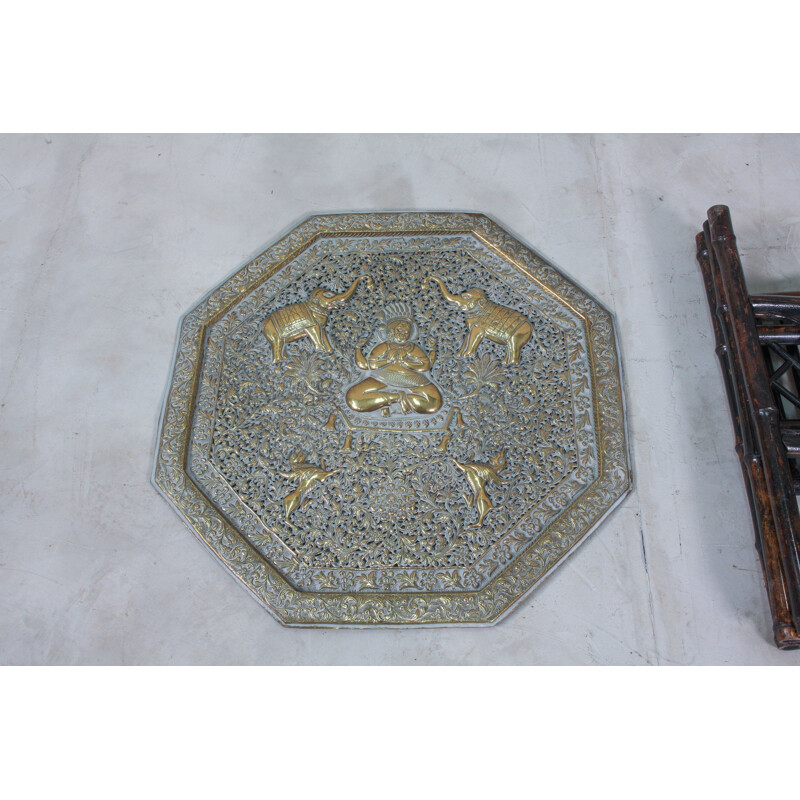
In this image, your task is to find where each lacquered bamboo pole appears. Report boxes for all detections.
[696,223,800,649]
[702,205,800,647]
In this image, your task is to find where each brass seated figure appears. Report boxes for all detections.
[346,302,442,415]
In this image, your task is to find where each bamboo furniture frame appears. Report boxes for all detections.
[697,205,800,649]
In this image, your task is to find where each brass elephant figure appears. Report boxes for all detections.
[429,276,536,365]
[263,276,370,363]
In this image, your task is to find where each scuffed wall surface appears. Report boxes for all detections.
[2,133,799,664]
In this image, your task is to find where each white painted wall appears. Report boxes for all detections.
[2,133,799,664]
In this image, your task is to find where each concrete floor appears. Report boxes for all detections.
[2,133,800,664]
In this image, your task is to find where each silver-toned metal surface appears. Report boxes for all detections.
[153,212,631,626]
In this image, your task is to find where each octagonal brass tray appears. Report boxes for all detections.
[153,213,630,626]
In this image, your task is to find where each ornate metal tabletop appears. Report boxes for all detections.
[153,213,630,626]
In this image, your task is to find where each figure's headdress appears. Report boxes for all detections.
[381,301,417,339]
[382,301,414,325]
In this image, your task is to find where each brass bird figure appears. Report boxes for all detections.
[452,451,506,526]
[280,451,339,521]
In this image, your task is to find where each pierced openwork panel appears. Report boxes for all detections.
[154,213,630,626]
